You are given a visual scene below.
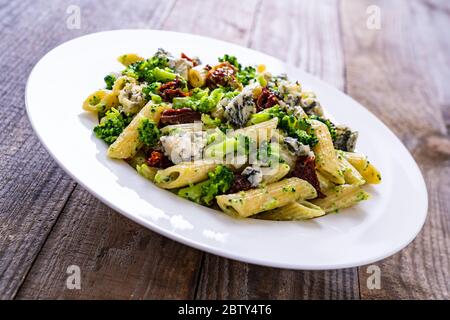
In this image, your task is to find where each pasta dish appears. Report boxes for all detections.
[82,49,381,220]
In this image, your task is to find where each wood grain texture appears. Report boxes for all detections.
[15,186,202,299]
[12,0,261,300]
[340,0,450,299]
[0,0,194,299]
[195,0,359,300]
[0,0,80,300]
[1,0,448,300]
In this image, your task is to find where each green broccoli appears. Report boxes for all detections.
[138,119,161,147]
[247,105,285,125]
[236,66,256,86]
[173,88,225,113]
[309,115,336,141]
[178,165,234,205]
[104,74,116,90]
[122,50,176,83]
[218,54,256,86]
[142,82,162,103]
[279,115,318,147]
[218,54,241,69]
[93,108,132,145]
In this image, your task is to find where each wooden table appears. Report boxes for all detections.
[1,0,449,300]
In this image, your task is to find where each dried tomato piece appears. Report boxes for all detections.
[160,108,202,125]
[181,52,199,66]
[256,87,279,111]
[205,62,241,89]
[228,174,252,194]
[146,150,172,168]
[290,155,324,198]
[158,78,186,102]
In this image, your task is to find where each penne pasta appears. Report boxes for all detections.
[87,49,381,220]
[342,152,381,184]
[255,200,325,220]
[216,177,317,218]
[117,53,144,66]
[310,119,345,185]
[82,90,118,113]
[107,102,170,159]
[312,184,370,213]
[316,171,335,192]
[337,153,366,186]
[188,65,208,88]
[136,163,158,181]
[261,163,290,184]
[154,160,218,189]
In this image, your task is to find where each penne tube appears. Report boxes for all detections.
[107,102,170,159]
[82,90,118,113]
[316,171,335,192]
[312,184,370,213]
[310,120,345,185]
[261,163,290,184]
[154,161,218,189]
[136,163,158,181]
[117,53,144,66]
[255,200,325,220]
[188,65,208,88]
[216,177,317,218]
[337,153,366,186]
[342,152,381,184]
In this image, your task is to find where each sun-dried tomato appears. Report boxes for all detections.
[256,87,279,111]
[205,62,240,89]
[146,150,172,168]
[228,174,252,194]
[290,155,324,198]
[158,78,186,102]
[181,52,199,66]
[160,108,202,125]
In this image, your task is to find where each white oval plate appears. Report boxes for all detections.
[26,30,428,270]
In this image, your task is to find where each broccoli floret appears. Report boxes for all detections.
[122,50,176,83]
[218,54,256,86]
[178,180,209,204]
[310,115,336,141]
[247,105,285,125]
[178,165,234,205]
[279,115,318,147]
[202,165,234,205]
[93,108,132,145]
[201,114,223,128]
[142,82,162,103]
[237,66,256,86]
[173,88,225,113]
[138,119,161,147]
[218,54,241,69]
[104,74,116,90]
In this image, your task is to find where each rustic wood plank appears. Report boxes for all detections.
[0,0,80,300]
[0,0,188,299]
[340,0,450,299]
[15,186,202,299]
[14,0,262,299]
[195,0,360,300]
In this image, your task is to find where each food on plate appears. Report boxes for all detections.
[83,49,381,220]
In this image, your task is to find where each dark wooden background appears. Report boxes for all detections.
[0,0,449,299]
